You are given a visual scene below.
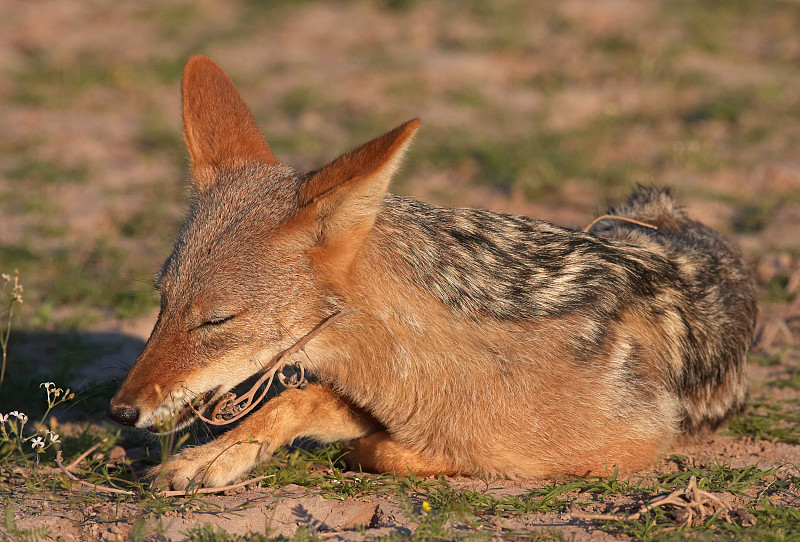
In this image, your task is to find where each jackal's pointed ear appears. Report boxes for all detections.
[299,119,420,208]
[297,119,420,267]
[182,55,277,188]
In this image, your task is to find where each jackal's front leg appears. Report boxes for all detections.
[151,384,380,490]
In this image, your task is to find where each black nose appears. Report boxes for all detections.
[107,405,140,426]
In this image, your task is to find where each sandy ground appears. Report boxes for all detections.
[4,429,800,540]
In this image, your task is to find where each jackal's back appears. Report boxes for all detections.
[375,187,756,435]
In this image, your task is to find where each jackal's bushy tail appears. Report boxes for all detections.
[591,185,757,435]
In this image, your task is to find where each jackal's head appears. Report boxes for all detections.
[108,55,418,433]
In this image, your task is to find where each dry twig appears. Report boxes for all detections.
[55,450,271,497]
[194,308,356,426]
[66,437,108,471]
[575,476,735,528]
[583,215,658,233]
[39,438,109,475]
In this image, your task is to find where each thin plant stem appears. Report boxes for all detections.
[1,289,15,388]
[1,269,22,388]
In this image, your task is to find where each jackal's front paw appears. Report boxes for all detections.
[148,438,269,490]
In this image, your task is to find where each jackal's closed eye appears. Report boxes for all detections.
[195,315,235,330]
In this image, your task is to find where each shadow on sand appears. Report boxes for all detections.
[0,328,146,424]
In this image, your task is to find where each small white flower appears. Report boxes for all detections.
[40,382,55,390]
[53,388,62,398]
[47,431,60,443]
[31,436,45,449]
[17,413,28,424]
[0,414,7,423]
[1,273,10,282]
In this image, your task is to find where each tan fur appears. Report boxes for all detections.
[345,432,460,477]
[109,56,757,489]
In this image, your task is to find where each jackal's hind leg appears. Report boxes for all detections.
[344,431,460,477]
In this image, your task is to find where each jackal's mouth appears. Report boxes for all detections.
[147,387,221,434]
